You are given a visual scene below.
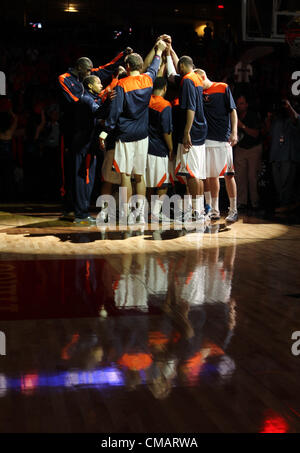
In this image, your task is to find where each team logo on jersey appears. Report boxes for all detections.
[203,95,210,103]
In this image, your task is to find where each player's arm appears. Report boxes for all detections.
[165,45,179,84]
[183,110,195,150]
[229,109,238,146]
[83,95,103,115]
[104,85,124,131]
[161,106,173,159]
[169,45,179,70]
[142,34,170,72]
[142,44,156,74]
[181,78,196,150]
[145,40,166,81]
[58,74,80,103]
[92,48,132,84]
[163,132,173,160]
[225,86,238,146]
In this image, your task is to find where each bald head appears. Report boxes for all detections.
[76,57,93,79]
[194,68,211,89]
[177,55,194,76]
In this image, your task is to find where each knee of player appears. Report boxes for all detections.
[134,174,142,183]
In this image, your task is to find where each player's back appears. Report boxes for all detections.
[114,74,154,142]
[203,82,236,142]
[148,95,172,157]
[178,71,207,145]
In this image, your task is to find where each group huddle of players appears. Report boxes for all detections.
[58,34,239,226]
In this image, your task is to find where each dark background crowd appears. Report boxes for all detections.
[0,0,299,219]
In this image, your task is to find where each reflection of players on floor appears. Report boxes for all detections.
[57,245,236,397]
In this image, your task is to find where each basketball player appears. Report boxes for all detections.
[195,69,238,223]
[146,77,173,222]
[58,49,132,218]
[166,52,208,222]
[104,40,167,225]
[73,75,103,223]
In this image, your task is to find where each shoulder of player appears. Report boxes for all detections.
[80,91,100,105]
[181,72,203,88]
[204,82,228,95]
[58,72,72,82]
[117,73,152,91]
[149,96,172,112]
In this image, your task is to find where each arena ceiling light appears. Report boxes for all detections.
[64,2,79,13]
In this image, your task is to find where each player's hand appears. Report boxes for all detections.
[99,138,106,151]
[108,89,117,102]
[159,34,172,44]
[124,47,133,55]
[155,40,167,54]
[183,132,192,151]
[228,132,238,147]
[169,150,174,161]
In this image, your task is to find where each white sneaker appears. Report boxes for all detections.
[150,212,170,223]
[210,209,221,221]
[192,210,205,222]
[225,209,238,224]
[127,211,136,225]
[97,209,108,224]
[136,213,146,224]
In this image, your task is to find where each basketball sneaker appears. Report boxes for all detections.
[225,209,238,224]
[210,209,221,221]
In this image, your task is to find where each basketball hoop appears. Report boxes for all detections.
[285,28,300,57]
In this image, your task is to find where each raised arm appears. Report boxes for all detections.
[145,40,167,81]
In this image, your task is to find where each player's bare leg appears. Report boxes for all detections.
[208,177,221,220]
[224,174,238,223]
[187,177,205,221]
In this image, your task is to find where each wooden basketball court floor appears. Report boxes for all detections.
[0,206,300,433]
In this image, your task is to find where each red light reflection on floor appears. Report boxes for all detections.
[260,410,289,433]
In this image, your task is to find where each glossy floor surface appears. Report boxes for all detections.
[0,206,300,433]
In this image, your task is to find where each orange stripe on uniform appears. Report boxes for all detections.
[181,72,203,88]
[176,175,186,185]
[157,173,167,188]
[99,76,119,102]
[86,154,92,184]
[118,353,153,371]
[219,163,227,177]
[58,73,79,102]
[149,95,172,113]
[172,97,179,107]
[118,74,153,93]
[186,164,196,178]
[204,82,227,95]
[185,271,194,285]
[92,51,124,70]
[113,159,121,173]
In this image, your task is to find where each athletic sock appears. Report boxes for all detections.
[212,197,219,212]
[230,197,237,211]
[152,198,163,216]
[122,203,130,216]
[192,195,204,214]
[184,194,192,212]
[204,191,212,207]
